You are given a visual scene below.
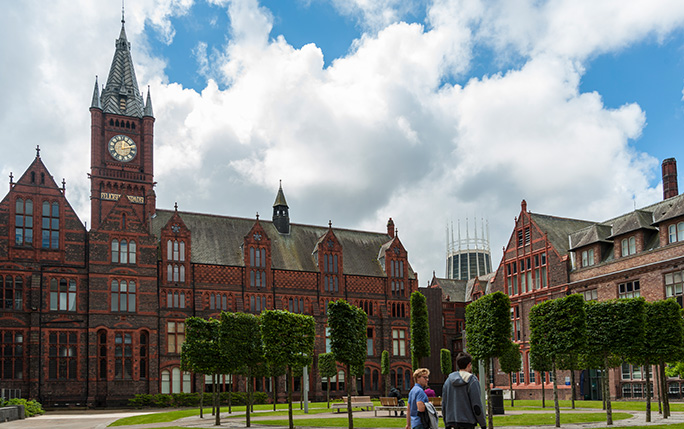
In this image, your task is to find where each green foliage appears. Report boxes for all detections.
[181,317,226,375]
[440,349,452,376]
[644,299,684,362]
[381,350,390,375]
[4,398,44,417]
[499,341,522,375]
[465,291,511,361]
[319,352,338,379]
[530,294,586,365]
[328,300,368,370]
[262,310,316,369]
[410,291,430,366]
[220,312,264,374]
[585,298,645,367]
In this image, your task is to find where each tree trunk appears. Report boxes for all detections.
[570,369,576,410]
[541,372,546,408]
[273,375,277,412]
[228,376,232,414]
[656,363,662,414]
[603,358,612,426]
[199,381,204,419]
[287,366,294,429]
[485,360,493,429]
[347,363,354,429]
[385,372,390,397]
[246,369,252,427]
[509,373,514,407]
[552,362,560,428]
[645,359,651,423]
[660,360,670,418]
[215,373,221,426]
[327,376,331,408]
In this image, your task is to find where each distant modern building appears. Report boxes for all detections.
[446,218,493,281]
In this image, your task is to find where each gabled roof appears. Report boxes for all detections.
[569,224,612,251]
[100,22,145,118]
[429,277,467,302]
[273,182,288,207]
[653,193,684,225]
[608,209,657,238]
[465,272,495,301]
[151,209,416,279]
[528,213,595,255]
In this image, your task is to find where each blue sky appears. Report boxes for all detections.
[3,0,684,279]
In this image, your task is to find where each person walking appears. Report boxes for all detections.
[442,352,486,429]
[406,368,430,429]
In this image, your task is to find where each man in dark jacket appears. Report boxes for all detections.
[389,386,405,416]
[442,352,486,429]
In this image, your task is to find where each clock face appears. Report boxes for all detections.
[108,135,137,162]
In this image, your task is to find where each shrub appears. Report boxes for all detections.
[152,393,173,407]
[7,398,44,417]
[128,394,153,408]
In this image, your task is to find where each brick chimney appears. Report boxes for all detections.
[387,218,395,238]
[662,158,678,200]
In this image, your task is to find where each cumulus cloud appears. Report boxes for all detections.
[1,0,682,279]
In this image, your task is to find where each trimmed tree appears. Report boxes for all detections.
[465,291,511,429]
[319,352,338,407]
[640,299,684,421]
[410,291,430,369]
[181,317,225,423]
[381,350,390,396]
[262,310,316,429]
[220,312,264,427]
[585,298,645,426]
[328,300,368,429]
[440,348,452,380]
[498,341,521,407]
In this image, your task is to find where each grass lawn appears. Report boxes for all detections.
[508,399,684,412]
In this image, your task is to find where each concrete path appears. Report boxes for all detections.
[6,407,684,429]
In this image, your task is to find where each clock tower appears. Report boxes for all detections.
[90,18,155,230]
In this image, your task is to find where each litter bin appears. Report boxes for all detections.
[490,388,504,415]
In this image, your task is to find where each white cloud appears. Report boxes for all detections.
[1,0,683,280]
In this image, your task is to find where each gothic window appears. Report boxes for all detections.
[161,367,192,394]
[390,259,404,297]
[41,201,59,249]
[98,330,107,380]
[112,239,136,264]
[48,331,77,380]
[288,297,305,314]
[0,331,23,380]
[49,278,76,312]
[323,253,339,292]
[166,240,186,283]
[1,276,23,311]
[249,247,267,288]
[14,198,33,246]
[114,333,133,379]
[249,295,267,313]
[367,327,374,356]
[166,290,187,309]
[167,321,185,354]
[510,306,521,341]
[392,328,406,356]
[111,280,136,312]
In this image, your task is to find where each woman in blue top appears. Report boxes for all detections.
[406,368,430,429]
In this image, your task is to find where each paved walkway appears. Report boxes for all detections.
[7,407,684,429]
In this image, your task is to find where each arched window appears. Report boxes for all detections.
[128,241,136,264]
[14,199,33,246]
[120,240,128,264]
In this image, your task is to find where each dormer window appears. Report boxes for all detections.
[166,240,186,283]
[390,259,404,297]
[581,249,595,267]
[668,222,684,243]
[323,254,339,292]
[249,247,267,288]
[621,236,636,256]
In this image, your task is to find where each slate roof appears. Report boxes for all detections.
[608,209,657,238]
[150,209,415,279]
[99,22,145,118]
[569,224,612,250]
[653,193,684,224]
[465,272,495,301]
[528,213,595,255]
[429,277,467,302]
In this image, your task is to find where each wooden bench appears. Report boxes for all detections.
[429,396,442,411]
[331,396,374,413]
[374,397,405,416]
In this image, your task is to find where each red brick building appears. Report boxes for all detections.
[0,20,417,406]
[489,160,684,401]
